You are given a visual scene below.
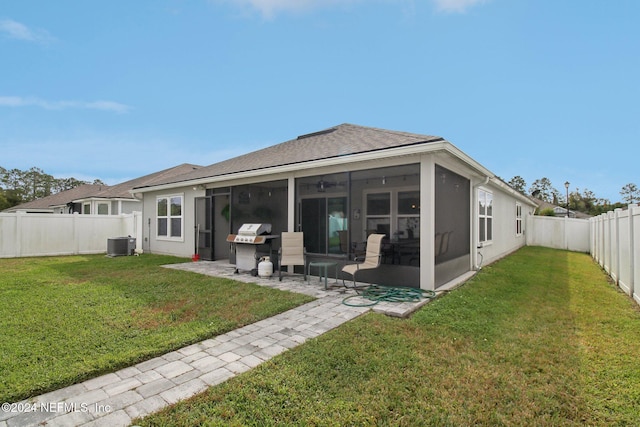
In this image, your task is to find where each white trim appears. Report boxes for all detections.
[478,187,493,245]
[97,201,110,215]
[420,157,435,290]
[363,185,419,241]
[131,141,496,195]
[156,193,184,242]
[516,202,523,237]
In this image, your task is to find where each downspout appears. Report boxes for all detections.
[472,176,491,270]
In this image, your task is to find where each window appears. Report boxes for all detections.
[397,191,420,240]
[157,195,183,239]
[478,189,493,244]
[366,192,391,237]
[516,203,523,236]
[83,203,91,214]
[365,190,420,241]
[97,202,109,215]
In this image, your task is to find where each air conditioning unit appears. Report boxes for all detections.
[107,237,136,257]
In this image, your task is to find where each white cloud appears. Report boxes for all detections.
[218,0,485,18]
[83,101,133,114]
[218,0,363,18]
[0,96,132,114]
[0,19,55,44]
[432,0,487,13]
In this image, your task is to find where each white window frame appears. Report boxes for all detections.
[156,194,184,241]
[515,202,523,236]
[364,186,419,241]
[478,188,493,245]
[82,202,91,215]
[97,202,110,215]
[364,191,391,238]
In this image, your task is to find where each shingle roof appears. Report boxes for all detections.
[95,163,202,198]
[4,184,107,211]
[530,197,592,219]
[134,123,443,189]
[4,163,202,212]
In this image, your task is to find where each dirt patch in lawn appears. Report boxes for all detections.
[131,299,203,329]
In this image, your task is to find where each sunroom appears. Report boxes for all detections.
[192,164,473,290]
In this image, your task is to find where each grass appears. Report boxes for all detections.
[136,247,640,426]
[0,254,313,403]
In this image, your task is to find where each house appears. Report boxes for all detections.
[3,183,107,214]
[531,198,591,219]
[132,124,537,291]
[4,164,202,215]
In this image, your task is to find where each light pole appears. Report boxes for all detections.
[564,181,570,217]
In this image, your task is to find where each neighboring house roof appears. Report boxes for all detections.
[530,197,591,219]
[3,184,107,213]
[133,123,444,190]
[3,163,202,213]
[94,163,202,199]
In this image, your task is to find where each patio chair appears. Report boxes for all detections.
[342,233,385,288]
[278,232,307,281]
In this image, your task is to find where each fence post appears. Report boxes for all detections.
[15,211,23,257]
[591,216,599,263]
[629,204,637,300]
[73,212,80,255]
[613,208,623,286]
[604,211,613,275]
[600,214,606,268]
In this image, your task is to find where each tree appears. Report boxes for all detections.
[0,168,27,203]
[620,183,640,204]
[53,177,89,193]
[508,176,527,193]
[529,178,557,203]
[0,166,94,209]
[23,167,55,200]
[0,190,10,211]
[571,188,596,214]
[538,207,556,216]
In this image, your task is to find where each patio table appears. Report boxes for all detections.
[307,261,338,290]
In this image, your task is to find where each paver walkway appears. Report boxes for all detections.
[1,261,433,427]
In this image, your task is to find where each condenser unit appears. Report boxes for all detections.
[107,237,136,257]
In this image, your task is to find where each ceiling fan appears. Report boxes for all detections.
[316,177,337,192]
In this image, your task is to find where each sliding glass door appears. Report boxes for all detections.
[300,196,348,255]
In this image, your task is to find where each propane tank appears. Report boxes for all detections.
[258,256,273,278]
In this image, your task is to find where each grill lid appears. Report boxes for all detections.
[237,223,272,236]
[227,223,274,244]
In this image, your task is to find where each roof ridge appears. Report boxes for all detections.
[339,123,441,141]
[131,124,444,190]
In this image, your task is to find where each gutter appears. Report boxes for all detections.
[474,175,491,189]
[130,140,455,194]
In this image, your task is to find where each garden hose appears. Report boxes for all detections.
[342,284,436,307]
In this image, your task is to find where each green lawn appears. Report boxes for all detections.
[0,254,313,403]
[137,247,640,426]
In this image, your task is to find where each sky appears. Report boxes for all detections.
[1,0,638,203]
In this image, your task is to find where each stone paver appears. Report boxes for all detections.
[2,260,435,427]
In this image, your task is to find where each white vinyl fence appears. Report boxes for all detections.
[526,215,591,253]
[0,211,143,258]
[2,206,638,306]
[590,205,640,304]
